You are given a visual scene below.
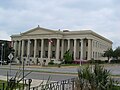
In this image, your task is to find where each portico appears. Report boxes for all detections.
[11,26,112,65]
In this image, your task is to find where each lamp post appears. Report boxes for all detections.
[1,43,4,66]
[80,58,82,66]
[22,58,25,90]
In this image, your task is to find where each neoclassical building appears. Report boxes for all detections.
[11,26,112,65]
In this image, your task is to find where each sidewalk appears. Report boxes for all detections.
[0,75,48,87]
[0,64,79,69]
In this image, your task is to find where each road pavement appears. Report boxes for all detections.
[0,64,120,75]
[0,64,120,83]
[0,67,77,81]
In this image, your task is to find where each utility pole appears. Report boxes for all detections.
[23,58,25,90]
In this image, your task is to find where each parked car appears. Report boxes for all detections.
[0,61,7,65]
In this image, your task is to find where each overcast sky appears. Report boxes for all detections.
[0,0,120,48]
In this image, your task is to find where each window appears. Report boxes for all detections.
[39,42,41,47]
[79,51,81,58]
[52,51,55,58]
[39,51,41,57]
[60,40,62,47]
[86,51,88,59]
[79,42,81,46]
[45,51,48,58]
[86,42,88,46]
[93,52,94,58]
[96,42,97,47]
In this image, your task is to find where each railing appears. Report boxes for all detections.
[30,78,77,90]
[0,78,77,90]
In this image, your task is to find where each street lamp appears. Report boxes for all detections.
[1,43,4,66]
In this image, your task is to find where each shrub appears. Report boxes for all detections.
[110,59,120,63]
[48,60,54,65]
[88,60,107,64]
[63,50,73,64]
[76,64,118,90]
[73,60,88,64]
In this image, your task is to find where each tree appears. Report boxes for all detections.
[63,50,73,64]
[103,48,113,62]
[0,41,14,64]
[113,47,120,60]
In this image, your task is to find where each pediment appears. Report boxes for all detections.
[22,27,57,35]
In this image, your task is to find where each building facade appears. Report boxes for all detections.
[11,26,112,65]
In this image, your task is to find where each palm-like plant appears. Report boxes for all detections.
[5,68,32,90]
[113,47,120,60]
[103,48,113,62]
[76,64,118,90]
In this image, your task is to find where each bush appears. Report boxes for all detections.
[63,50,73,64]
[48,60,54,65]
[88,60,107,64]
[73,60,88,64]
[76,64,118,90]
[110,59,120,63]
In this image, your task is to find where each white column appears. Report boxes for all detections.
[80,39,84,60]
[13,41,17,57]
[74,39,77,60]
[27,39,31,58]
[88,39,92,60]
[41,39,44,58]
[48,39,52,58]
[67,39,70,50]
[18,40,21,57]
[61,39,64,59]
[92,40,94,59]
[56,39,60,60]
[21,40,25,57]
[34,39,37,58]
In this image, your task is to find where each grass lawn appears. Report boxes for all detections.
[0,80,6,89]
[113,86,120,90]
[46,63,89,67]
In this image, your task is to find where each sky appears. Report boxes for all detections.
[0,0,120,49]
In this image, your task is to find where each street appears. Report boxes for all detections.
[0,64,120,82]
[0,68,77,81]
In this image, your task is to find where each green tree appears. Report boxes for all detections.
[103,48,113,62]
[113,47,120,60]
[0,41,14,64]
[63,50,73,64]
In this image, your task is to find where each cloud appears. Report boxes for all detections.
[0,0,120,47]
[0,30,11,40]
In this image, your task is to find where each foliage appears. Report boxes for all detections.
[48,60,54,65]
[113,47,120,60]
[76,64,118,90]
[0,41,14,64]
[0,68,32,90]
[30,76,52,90]
[63,50,73,64]
[110,59,120,63]
[103,48,113,62]
[88,60,108,64]
[0,80,23,90]
[103,47,120,62]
